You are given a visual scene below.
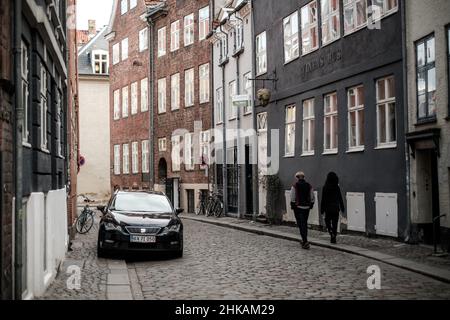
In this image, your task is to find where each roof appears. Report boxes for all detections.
[77,27,109,75]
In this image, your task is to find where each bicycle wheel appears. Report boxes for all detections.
[214,200,224,218]
[205,197,214,216]
[76,212,94,234]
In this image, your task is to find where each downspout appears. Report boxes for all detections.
[209,0,214,194]
[13,0,23,300]
[401,0,413,243]
[219,25,228,215]
[147,18,155,190]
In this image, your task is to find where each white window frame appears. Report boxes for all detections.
[324,92,338,154]
[121,38,128,61]
[129,0,137,10]
[283,11,299,63]
[171,20,180,52]
[112,43,120,65]
[122,144,130,174]
[121,0,128,15]
[302,99,315,156]
[158,27,166,57]
[171,73,180,111]
[158,138,167,152]
[92,50,109,74]
[141,78,148,112]
[185,68,195,107]
[114,145,121,175]
[142,140,149,173]
[343,0,368,35]
[301,0,319,56]
[228,80,237,120]
[376,76,397,148]
[131,142,139,174]
[40,65,48,151]
[233,18,244,53]
[131,82,138,115]
[200,130,211,166]
[285,105,296,157]
[139,28,148,52]
[321,0,341,46]
[56,90,63,157]
[371,0,398,21]
[243,72,253,115]
[216,87,223,124]
[184,13,195,47]
[171,135,181,172]
[158,78,167,114]
[122,86,129,118]
[199,63,210,104]
[21,41,30,145]
[184,133,195,171]
[256,31,267,76]
[199,6,210,41]
[347,85,365,151]
[114,89,120,120]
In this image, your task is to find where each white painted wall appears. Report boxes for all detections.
[78,77,111,201]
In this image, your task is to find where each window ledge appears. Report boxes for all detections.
[301,152,315,157]
[375,144,397,150]
[216,121,224,125]
[284,55,299,66]
[232,47,244,58]
[415,117,437,126]
[322,150,338,155]
[22,142,32,148]
[228,117,237,121]
[346,147,365,154]
[219,58,229,67]
[284,154,295,158]
[243,111,252,116]
[40,148,50,154]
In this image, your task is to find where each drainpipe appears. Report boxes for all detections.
[147,18,155,190]
[13,0,23,300]
[219,25,228,215]
[209,0,214,194]
[401,0,412,243]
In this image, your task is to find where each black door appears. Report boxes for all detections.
[431,151,440,243]
[245,145,253,216]
[166,178,174,206]
[227,147,238,213]
[187,189,195,214]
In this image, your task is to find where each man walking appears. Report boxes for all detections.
[291,172,314,250]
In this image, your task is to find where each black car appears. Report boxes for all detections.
[97,191,184,258]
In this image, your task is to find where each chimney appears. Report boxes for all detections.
[88,20,96,39]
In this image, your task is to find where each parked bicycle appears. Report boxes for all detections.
[76,195,96,234]
[195,191,208,216]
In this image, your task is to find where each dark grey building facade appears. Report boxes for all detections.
[254,0,409,239]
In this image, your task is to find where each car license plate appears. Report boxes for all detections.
[130,235,156,243]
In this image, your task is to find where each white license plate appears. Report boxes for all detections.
[130,235,156,243]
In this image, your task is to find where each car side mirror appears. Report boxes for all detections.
[97,205,106,214]
[176,208,184,215]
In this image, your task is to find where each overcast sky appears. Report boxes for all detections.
[76,0,114,30]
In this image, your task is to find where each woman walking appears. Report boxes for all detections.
[320,172,345,244]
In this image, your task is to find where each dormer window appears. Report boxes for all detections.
[92,50,108,74]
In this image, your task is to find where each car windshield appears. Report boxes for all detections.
[111,193,173,213]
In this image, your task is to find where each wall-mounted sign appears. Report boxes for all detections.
[299,49,343,80]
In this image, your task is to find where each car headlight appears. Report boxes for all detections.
[161,224,181,234]
[104,222,123,232]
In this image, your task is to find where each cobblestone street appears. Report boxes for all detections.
[41,217,450,300]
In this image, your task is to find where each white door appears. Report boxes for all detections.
[375,193,398,237]
[346,192,366,232]
[257,126,268,216]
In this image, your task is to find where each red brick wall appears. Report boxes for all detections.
[0,0,14,300]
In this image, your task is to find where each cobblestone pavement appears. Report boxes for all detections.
[188,214,450,269]
[42,217,450,300]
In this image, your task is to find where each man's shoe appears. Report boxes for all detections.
[302,242,311,250]
[331,236,337,244]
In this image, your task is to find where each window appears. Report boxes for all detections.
[114,145,121,175]
[301,0,319,55]
[199,6,210,41]
[123,144,130,174]
[302,99,315,155]
[121,38,128,61]
[219,35,228,62]
[324,92,338,152]
[256,32,267,75]
[130,0,137,10]
[257,112,268,132]
[199,63,210,103]
[216,87,224,124]
[40,65,48,151]
[139,28,148,52]
[343,0,367,35]
[185,68,194,107]
[243,72,252,114]
[416,35,436,120]
[114,89,120,120]
[321,0,340,45]
[200,131,211,165]
[158,78,166,114]
[141,78,148,112]
[130,82,138,115]
[121,0,128,15]
[158,27,166,57]
[171,20,180,52]
[113,43,120,64]
[371,0,398,19]
[171,73,180,110]
[283,11,299,63]
[92,50,108,74]
[376,76,396,147]
[233,20,243,52]
[122,86,129,117]
[21,41,30,145]
[142,140,149,173]
[158,138,167,152]
[228,80,237,120]
[285,105,296,156]
[171,135,181,172]
[132,142,139,174]
[56,90,63,157]
[184,14,194,46]
[348,85,365,150]
[185,133,195,171]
